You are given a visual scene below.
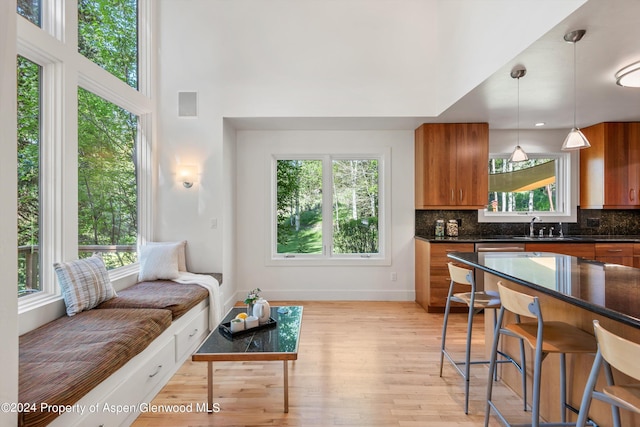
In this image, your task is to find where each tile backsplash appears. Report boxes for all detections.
[415,209,640,237]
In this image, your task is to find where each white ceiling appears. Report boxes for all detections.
[439,0,640,130]
[228,0,640,131]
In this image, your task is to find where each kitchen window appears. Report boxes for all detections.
[478,152,577,223]
[270,152,390,265]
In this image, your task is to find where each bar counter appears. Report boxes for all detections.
[448,251,640,328]
[447,251,640,426]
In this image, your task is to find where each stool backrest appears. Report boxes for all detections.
[593,320,640,382]
[447,262,474,286]
[497,282,541,319]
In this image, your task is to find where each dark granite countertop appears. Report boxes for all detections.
[448,251,640,328]
[415,235,640,243]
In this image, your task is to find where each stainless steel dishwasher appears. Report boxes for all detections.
[474,242,526,291]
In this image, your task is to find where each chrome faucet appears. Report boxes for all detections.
[529,216,540,237]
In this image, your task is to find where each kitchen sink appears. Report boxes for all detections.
[508,236,582,241]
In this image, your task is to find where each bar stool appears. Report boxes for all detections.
[440,263,526,414]
[576,320,640,427]
[485,282,598,427]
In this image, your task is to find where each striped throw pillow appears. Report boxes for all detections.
[54,255,117,316]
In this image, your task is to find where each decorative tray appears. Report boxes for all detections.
[218,316,277,339]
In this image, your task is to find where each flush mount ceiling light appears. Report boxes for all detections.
[615,61,640,87]
[509,67,528,162]
[561,29,591,151]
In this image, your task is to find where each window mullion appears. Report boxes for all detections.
[321,155,333,258]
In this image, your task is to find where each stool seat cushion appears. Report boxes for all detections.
[603,384,640,414]
[506,321,597,354]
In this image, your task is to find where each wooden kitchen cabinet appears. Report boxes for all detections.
[415,239,475,312]
[415,123,489,209]
[595,243,634,267]
[525,242,595,260]
[580,122,640,209]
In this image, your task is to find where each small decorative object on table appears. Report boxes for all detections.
[245,287,262,315]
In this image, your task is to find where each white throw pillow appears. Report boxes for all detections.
[138,243,181,281]
[147,240,187,271]
[53,255,117,316]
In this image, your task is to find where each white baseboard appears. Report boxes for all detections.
[233,289,415,303]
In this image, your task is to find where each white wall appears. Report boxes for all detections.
[155,0,584,304]
[235,130,415,301]
[0,1,19,423]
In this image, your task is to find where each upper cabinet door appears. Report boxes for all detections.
[454,123,489,207]
[581,122,640,209]
[415,123,489,209]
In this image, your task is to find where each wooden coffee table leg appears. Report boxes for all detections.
[208,361,214,413]
[283,360,289,413]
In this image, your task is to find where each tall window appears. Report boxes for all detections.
[78,88,138,269]
[275,156,380,259]
[16,1,150,304]
[78,0,138,88]
[17,0,41,27]
[17,56,42,297]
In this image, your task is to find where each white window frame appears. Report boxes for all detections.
[267,150,391,266]
[17,0,154,313]
[478,152,577,223]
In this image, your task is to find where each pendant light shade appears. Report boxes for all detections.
[562,127,591,151]
[509,145,529,162]
[509,67,528,162]
[562,29,590,151]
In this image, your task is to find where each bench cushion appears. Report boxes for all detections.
[95,280,209,320]
[19,308,172,427]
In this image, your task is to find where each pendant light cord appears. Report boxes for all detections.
[573,41,577,128]
[517,75,521,145]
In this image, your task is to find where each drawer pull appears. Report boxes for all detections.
[149,365,163,378]
[607,249,624,253]
[189,328,199,338]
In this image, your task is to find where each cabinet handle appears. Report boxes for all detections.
[451,189,454,202]
[607,249,624,253]
[459,189,463,202]
[631,188,636,202]
[149,364,163,378]
[189,328,199,338]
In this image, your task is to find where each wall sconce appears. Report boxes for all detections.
[178,165,197,188]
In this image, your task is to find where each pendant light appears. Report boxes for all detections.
[509,67,528,162]
[561,29,591,151]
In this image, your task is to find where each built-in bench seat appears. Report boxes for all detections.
[96,280,209,320]
[18,279,212,427]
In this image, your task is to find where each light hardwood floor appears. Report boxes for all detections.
[132,301,529,427]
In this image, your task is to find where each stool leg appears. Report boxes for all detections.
[531,348,544,427]
[519,337,527,411]
[439,282,455,377]
[463,304,476,414]
[560,353,567,423]
[603,360,622,427]
[576,351,602,427]
[485,307,505,427]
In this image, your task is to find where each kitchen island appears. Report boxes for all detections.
[448,251,640,426]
